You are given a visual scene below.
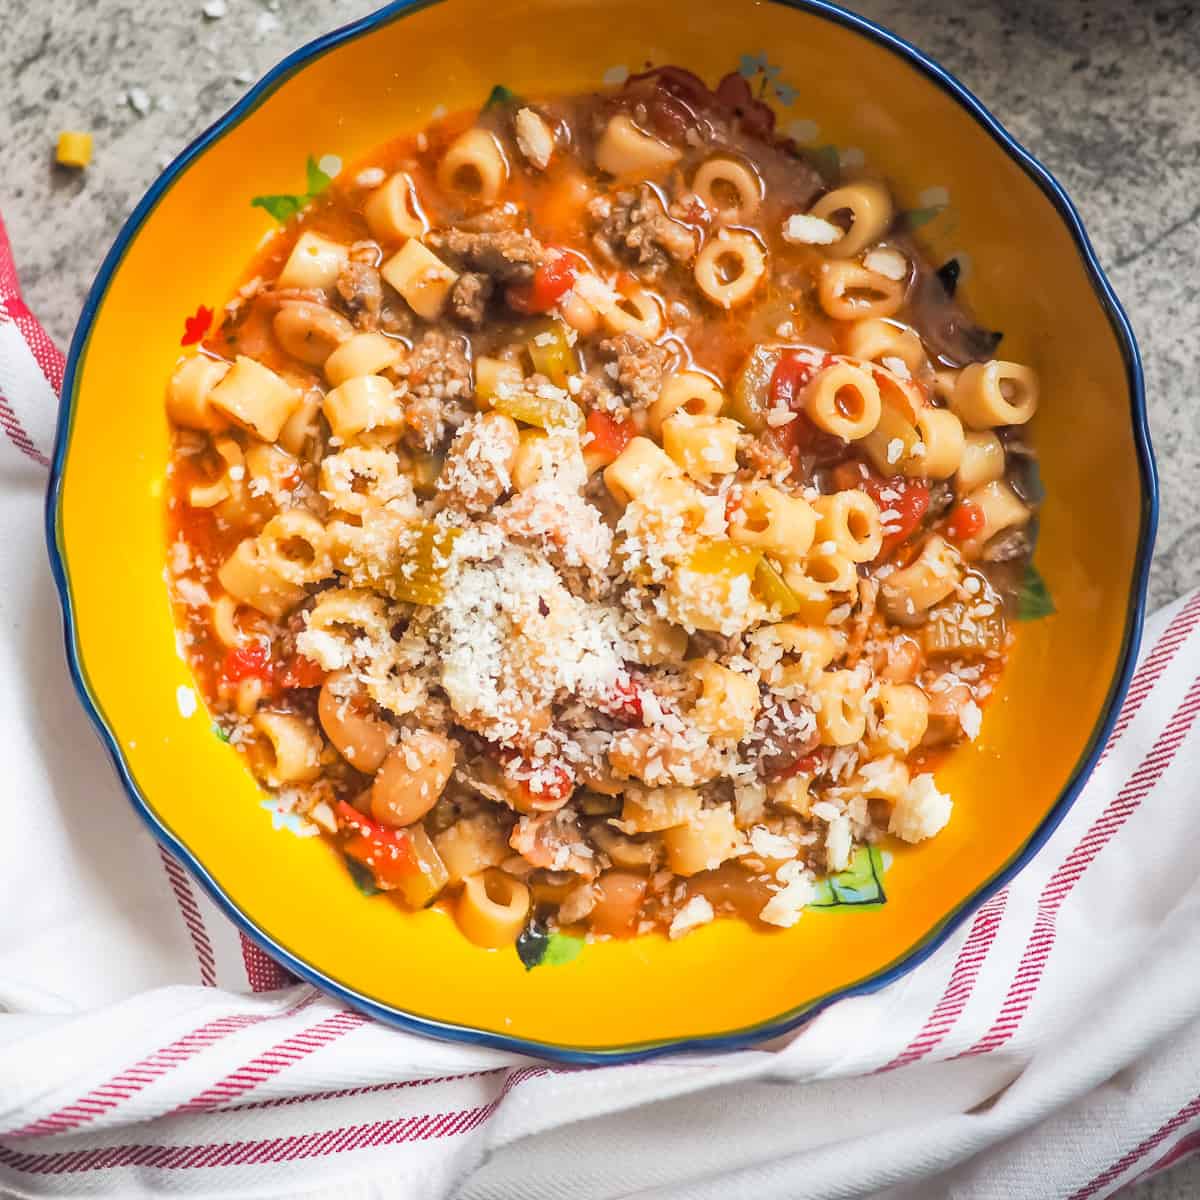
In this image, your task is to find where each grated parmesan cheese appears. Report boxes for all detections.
[824,813,853,871]
[514,107,555,171]
[759,860,816,927]
[669,895,715,939]
[749,826,798,860]
[959,700,982,741]
[781,213,842,245]
[355,167,386,189]
[863,247,908,281]
[889,773,953,843]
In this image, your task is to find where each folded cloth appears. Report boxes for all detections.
[2,209,1198,1200]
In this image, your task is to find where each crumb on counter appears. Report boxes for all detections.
[56,132,93,168]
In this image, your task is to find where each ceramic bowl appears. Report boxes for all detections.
[47,0,1155,1061]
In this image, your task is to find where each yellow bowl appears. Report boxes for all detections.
[47,0,1155,1061]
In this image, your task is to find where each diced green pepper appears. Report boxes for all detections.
[408,452,444,498]
[527,320,580,388]
[493,388,584,433]
[753,556,803,616]
[730,343,787,434]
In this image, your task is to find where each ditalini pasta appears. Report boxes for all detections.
[165,68,1041,946]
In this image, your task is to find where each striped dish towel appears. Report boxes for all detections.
[2,207,1199,1200]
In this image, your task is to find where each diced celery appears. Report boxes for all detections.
[922,602,1006,658]
[730,344,786,433]
[391,824,450,908]
[409,452,444,497]
[527,320,580,388]
[753,557,803,616]
[474,355,524,409]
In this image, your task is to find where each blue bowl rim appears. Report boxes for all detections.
[45,0,1157,1065]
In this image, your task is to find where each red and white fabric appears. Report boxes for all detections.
[2,208,1197,1199]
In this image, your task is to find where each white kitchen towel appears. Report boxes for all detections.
[2,210,1198,1200]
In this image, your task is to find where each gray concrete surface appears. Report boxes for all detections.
[1,0,1197,1195]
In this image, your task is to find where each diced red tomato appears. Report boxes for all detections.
[767,351,844,469]
[506,253,576,314]
[180,305,213,347]
[724,488,743,525]
[597,675,644,724]
[276,654,327,690]
[529,760,576,804]
[767,413,848,471]
[832,461,930,558]
[585,409,635,461]
[336,801,416,888]
[874,478,930,556]
[677,195,708,226]
[944,499,985,544]
[498,749,576,807]
[774,750,826,780]
[175,505,220,564]
[769,350,832,411]
[221,642,272,683]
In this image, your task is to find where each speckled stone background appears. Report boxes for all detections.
[2,0,1197,1194]
[3,0,1197,608]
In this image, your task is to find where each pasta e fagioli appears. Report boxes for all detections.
[164,67,1042,947]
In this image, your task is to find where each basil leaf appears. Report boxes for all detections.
[305,154,333,196]
[808,144,841,185]
[1017,563,1056,621]
[516,923,584,970]
[516,921,550,970]
[935,257,961,297]
[250,193,305,223]
[344,856,381,896]
[482,84,522,112]
[902,205,944,230]
[541,931,584,967]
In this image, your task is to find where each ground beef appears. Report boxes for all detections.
[395,331,473,451]
[576,371,621,416]
[589,184,697,282]
[845,576,879,668]
[449,271,493,328]
[456,205,522,233]
[598,334,673,409]
[928,480,956,520]
[557,881,597,925]
[436,413,518,514]
[496,488,614,600]
[740,432,792,480]
[333,261,384,330]
[378,290,414,338]
[510,810,598,878]
[981,528,1031,563]
[426,224,548,285]
[912,265,1003,366]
